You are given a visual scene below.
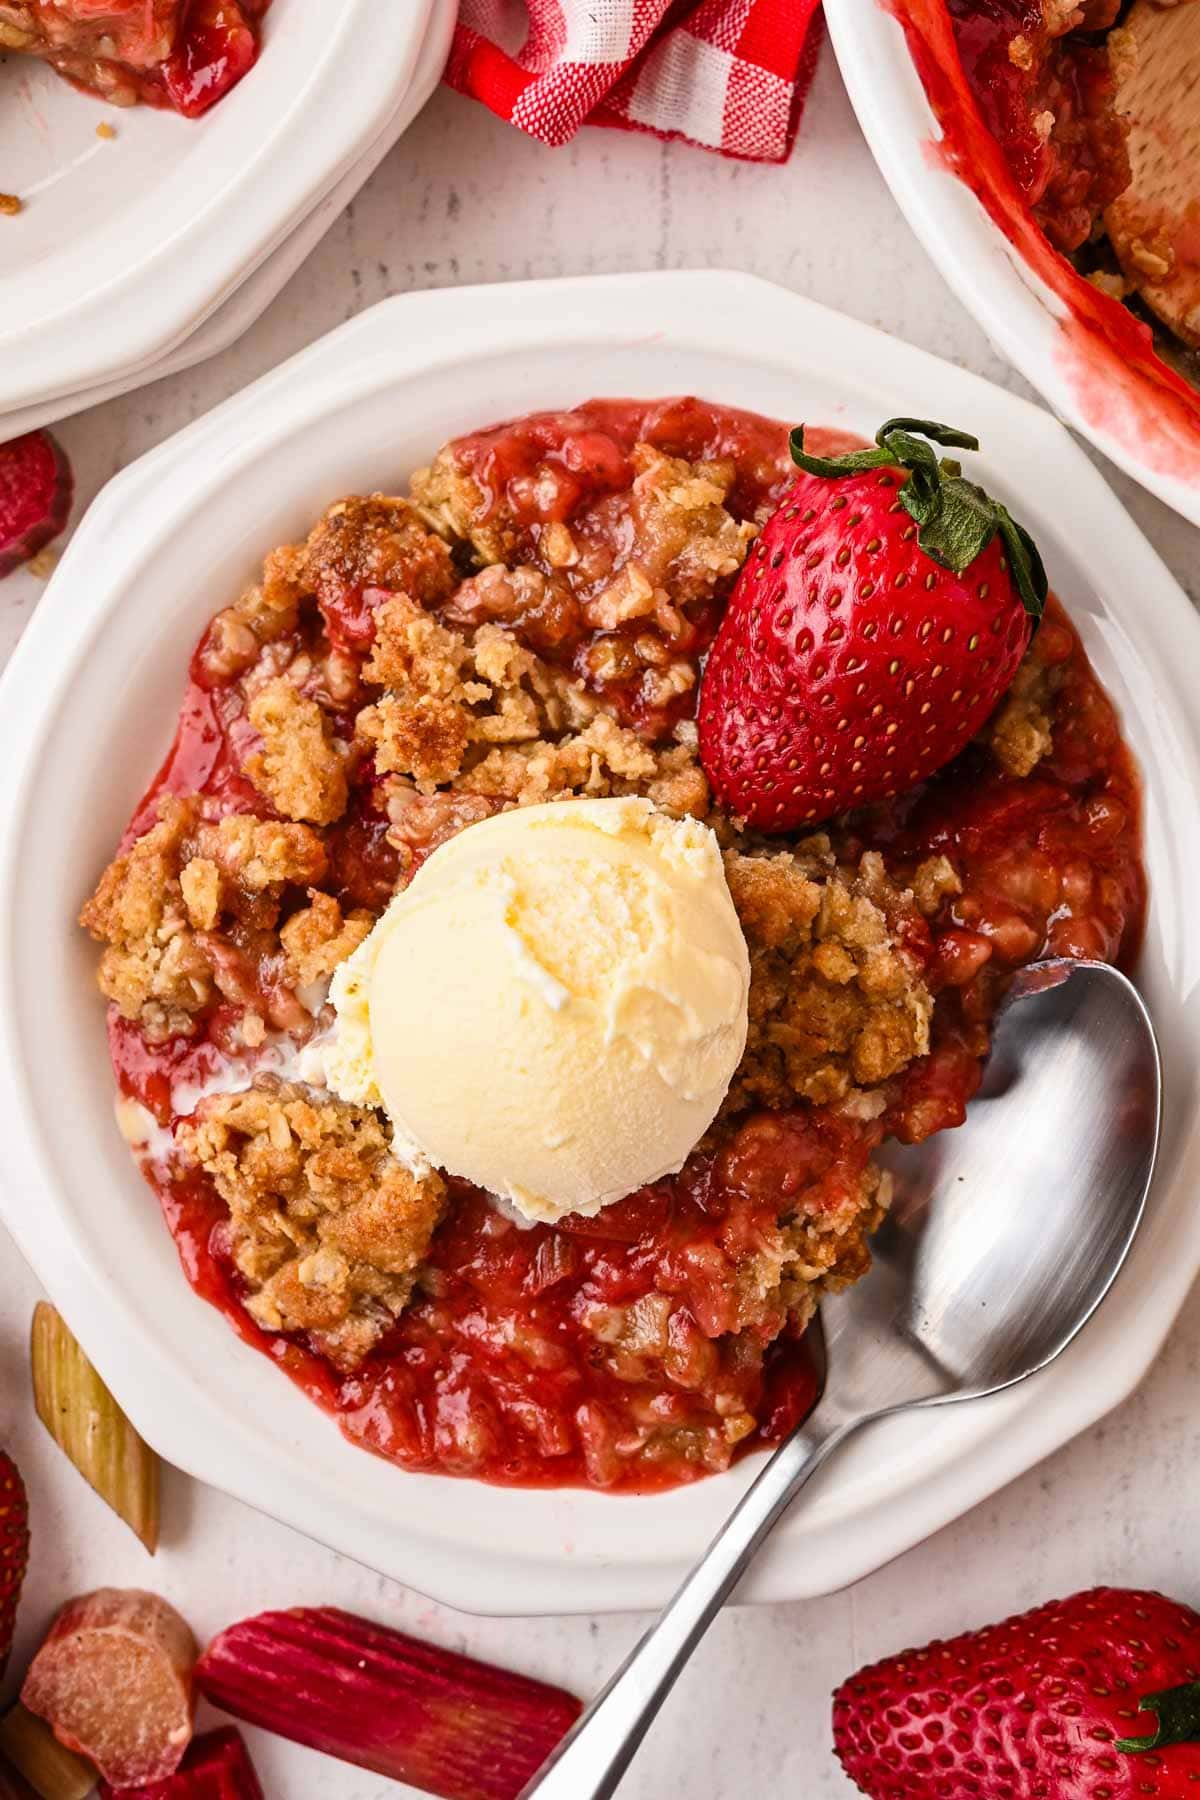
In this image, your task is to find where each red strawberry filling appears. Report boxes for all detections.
[80,397,1145,1494]
[944,0,1130,255]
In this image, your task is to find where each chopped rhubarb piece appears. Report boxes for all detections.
[0,1706,93,1800]
[31,1303,160,1553]
[0,434,73,581]
[22,1589,196,1787]
[97,1727,264,1799]
[195,1607,582,1800]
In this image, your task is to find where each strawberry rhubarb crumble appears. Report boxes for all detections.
[0,0,269,116]
[80,398,1145,1491]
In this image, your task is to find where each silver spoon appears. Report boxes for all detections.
[523,958,1161,1800]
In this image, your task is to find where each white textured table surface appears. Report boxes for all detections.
[3,60,1200,1800]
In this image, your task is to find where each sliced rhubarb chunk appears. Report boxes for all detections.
[0,434,73,580]
[22,1589,196,1788]
[195,1607,582,1800]
[31,1302,160,1553]
[0,1706,94,1800]
[97,1727,264,1799]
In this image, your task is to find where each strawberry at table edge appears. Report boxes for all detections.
[833,1586,1200,1799]
[697,418,1047,832]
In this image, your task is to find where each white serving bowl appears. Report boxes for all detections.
[1,272,1197,1617]
[0,0,436,416]
[824,0,1200,529]
[0,0,456,441]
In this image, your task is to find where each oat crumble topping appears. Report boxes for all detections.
[982,623,1066,778]
[179,1083,445,1370]
[245,679,348,825]
[725,841,933,1111]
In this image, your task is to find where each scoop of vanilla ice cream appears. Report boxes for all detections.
[325,796,750,1223]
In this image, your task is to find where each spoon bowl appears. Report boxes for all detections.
[525,959,1161,1799]
[824,958,1162,1423]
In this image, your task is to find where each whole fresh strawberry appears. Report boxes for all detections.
[833,1586,1200,1798]
[0,1449,29,1680]
[698,419,1046,830]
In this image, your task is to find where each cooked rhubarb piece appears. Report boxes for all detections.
[0,1451,28,1682]
[195,1607,582,1800]
[97,1727,264,1799]
[0,1706,93,1800]
[22,1589,196,1787]
[0,434,72,581]
[31,1302,160,1552]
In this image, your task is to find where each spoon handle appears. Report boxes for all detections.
[519,1403,856,1800]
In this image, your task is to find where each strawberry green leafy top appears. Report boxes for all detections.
[789,417,1047,621]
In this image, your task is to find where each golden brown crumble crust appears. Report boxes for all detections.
[180,1082,446,1370]
[725,838,933,1111]
[727,1120,889,1337]
[982,625,1066,779]
[410,449,523,568]
[302,495,457,614]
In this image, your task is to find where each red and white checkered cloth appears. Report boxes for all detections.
[445,0,824,163]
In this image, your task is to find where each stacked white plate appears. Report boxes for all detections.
[0,0,456,438]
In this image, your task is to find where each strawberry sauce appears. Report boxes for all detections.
[102,398,1145,1492]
